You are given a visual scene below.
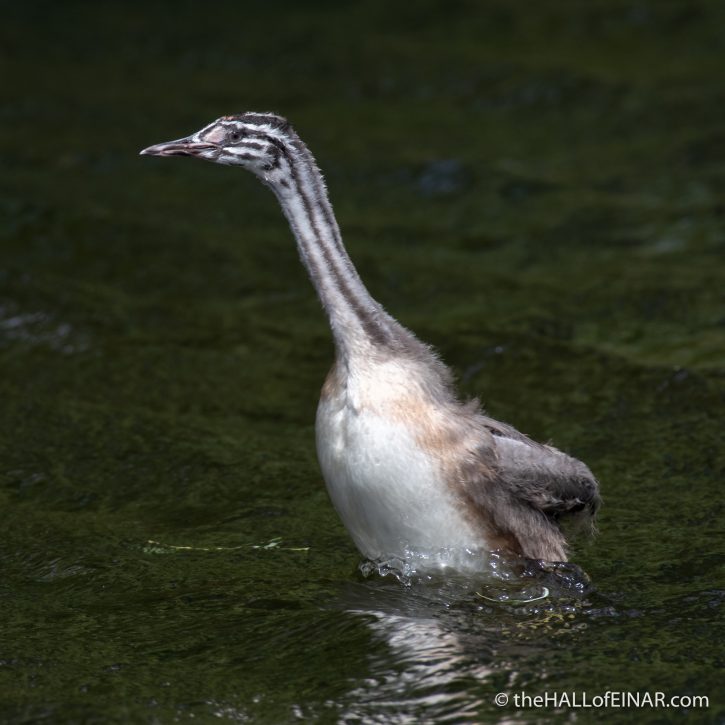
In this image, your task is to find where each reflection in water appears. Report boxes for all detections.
[344,609,491,722]
[330,559,595,722]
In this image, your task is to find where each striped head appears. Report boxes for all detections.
[140,112,297,178]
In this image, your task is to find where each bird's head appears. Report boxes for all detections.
[140,112,296,177]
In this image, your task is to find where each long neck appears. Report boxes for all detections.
[265,142,399,359]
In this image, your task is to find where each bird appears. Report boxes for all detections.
[141,112,600,571]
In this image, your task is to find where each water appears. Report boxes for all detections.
[2,1,724,722]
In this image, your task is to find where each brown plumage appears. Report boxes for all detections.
[142,111,600,570]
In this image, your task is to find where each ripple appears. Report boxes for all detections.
[329,555,604,722]
[0,303,88,354]
[359,547,593,603]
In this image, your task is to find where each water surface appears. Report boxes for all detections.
[1,1,724,722]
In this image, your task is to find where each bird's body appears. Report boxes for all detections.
[142,113,600,570]
[317,356,486,563]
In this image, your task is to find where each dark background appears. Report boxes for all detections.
[1,1,723,722]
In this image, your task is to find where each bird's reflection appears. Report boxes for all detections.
[329,559,595,722]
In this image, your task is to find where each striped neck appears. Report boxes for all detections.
[142,112,405,360]
[262,134,397,359]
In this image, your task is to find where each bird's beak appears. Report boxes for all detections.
[139,137,219,159]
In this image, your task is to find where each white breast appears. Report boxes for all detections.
[315,361,487,566]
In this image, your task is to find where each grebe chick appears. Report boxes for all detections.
[141,113,600,569]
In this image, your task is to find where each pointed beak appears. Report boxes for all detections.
[139,137,219,159]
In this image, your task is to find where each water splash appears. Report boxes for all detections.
[358,546,593,606]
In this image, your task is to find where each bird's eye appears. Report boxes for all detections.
[229,130,242,143]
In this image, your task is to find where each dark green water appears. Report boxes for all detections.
[2,1,724,722]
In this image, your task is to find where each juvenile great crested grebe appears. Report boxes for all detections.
[141,113,600,569]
